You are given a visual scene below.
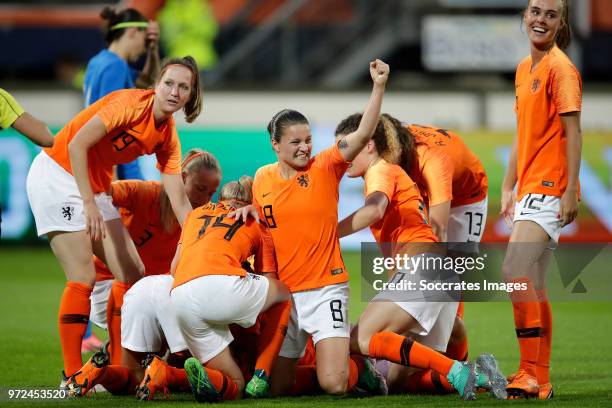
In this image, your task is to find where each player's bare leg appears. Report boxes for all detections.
[92,218,145,365]
[92,218,144,284]
[352,301,480,400]
[502,220,551,398]
[315,337,353,394]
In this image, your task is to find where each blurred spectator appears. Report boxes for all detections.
[158,0,219,70]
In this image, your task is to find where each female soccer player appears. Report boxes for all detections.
[0,88,53,147]
[90,149,221,366]
[501,0,581,399]
[336,113,486,360]
[232,59,390,397]
[334,114,506,400]
[83,6,160,180]
[171,176,291,402]
[26,56,202,382]
[406,123,488,245]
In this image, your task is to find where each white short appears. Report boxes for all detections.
[121,275,187,354]
[513,194,561,243]
[448,197,488,243]
[279,283,350,359]
[26,151,120,237]
[171,273,269,363]
[372,255,459,352]
[89,279,113,329]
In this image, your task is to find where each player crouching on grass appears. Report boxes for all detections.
[65,274,192,399]
[65,177,292,401]
[335,113,507,400]
[171,176,292,402]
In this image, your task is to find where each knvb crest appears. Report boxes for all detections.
[61,206,75,221]
[531,78,541,93]
[297,174,309,187]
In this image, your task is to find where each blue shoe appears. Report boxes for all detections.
[447,361,477,400]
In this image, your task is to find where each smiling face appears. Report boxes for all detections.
[183,167,221,208]
[154,65,194,116]
[524,0,564,50]
[272,123,313,170]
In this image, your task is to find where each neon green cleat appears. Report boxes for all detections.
[245,369,270,398]
[184,357,221,403]
[446,361,477,400]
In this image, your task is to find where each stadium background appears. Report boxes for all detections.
[0,0,611,405]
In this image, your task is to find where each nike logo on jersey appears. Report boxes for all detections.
[262,192,272,198]
[333,324,343,329]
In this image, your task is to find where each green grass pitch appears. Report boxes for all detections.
[0,247,611,407]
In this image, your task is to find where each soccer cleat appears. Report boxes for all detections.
[60,371,69,390]
[81,332,104,353]
[65,350,110,397]
[135,354,170,401]
[506,370,539,399]
[245,369,270,398]
[355,357,388,396]
[538,382,554,399]
[475,353,508,400]
[446,361,477,400]
[184,357,221,403]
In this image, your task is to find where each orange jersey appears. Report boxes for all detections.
[409,124,488,207]
[253,146,349,293]
[172,202,276,289]
[515,46,582,200]
[44,89,181,194]
[94,180,181,279]
[365,160,437,257]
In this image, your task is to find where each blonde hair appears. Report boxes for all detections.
[219,176,253,208]
[159,149,221,232]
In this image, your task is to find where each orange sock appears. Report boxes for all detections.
[510,278,540,378]
[58,282,93,376]
[346,354,365,391]
[405,369,454,394]
[368,332,454,375]
[254,300,291,377]
[291,365,320,395]
[536,290,552,384]
[205,367,239,401]
[106,281,130,365]
[98,365,139,395]
[166,365,190,392]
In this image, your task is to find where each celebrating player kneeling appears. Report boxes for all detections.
[171,176,291,402]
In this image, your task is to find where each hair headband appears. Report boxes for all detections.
[109,21,149,31]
